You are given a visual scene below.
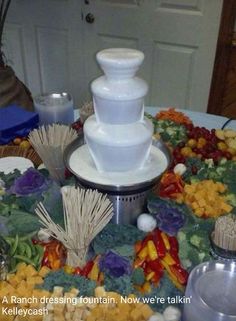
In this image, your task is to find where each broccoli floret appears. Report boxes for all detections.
[190,235,202,248]
[144,274,183,312]
[205,158,215,168]
[112,244,134,258]
[92,223,145,255]
[178,228,211,270]
[166,127,177,135]
[144,112,156,122]
[177,231,186,242]
[39,270,96,296]
[190,177,201,184]
[131,268,145,286]
[189,232,210,251]
[144,113,159,132]
[215,166,227,176]
[219,158,228,165]
[153,119,187,146]
[225,193,236,207]
[194,168,209,181]
[198,252,206,261]
[177,236,198,269]
[104,274,134,296]
[160,132,171,142]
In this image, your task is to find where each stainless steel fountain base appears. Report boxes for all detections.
[109,191,149,224]
[76,179,153,224]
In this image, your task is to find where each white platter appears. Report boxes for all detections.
[0,156,34,175]
[68,144,168,187]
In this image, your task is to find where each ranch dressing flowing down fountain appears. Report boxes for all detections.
[84,48,152,172]
[66,48,170,224]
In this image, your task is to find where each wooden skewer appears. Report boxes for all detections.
[35,186,113,268]
[29,124,77,183]
[213,215,236,251]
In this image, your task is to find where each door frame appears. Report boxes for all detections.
[207,0,236,115]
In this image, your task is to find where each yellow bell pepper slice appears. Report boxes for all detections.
[88,262,99,281]
[147,240,158,260]
[161,232,171,250]
[162,253,176,266]
[138,246,148,259]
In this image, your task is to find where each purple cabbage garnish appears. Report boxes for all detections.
[9,167,50,196]
[156,203,185,236]
[99,251,132,278]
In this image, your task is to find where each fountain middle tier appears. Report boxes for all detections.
[84,114,153,172]
[92,76,148,124]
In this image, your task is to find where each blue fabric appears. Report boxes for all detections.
[0,105,39,144]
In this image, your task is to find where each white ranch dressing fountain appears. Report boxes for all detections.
[65,48,170,224]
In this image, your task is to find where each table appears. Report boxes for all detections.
[75,107,236,130]
[1,107,235,321]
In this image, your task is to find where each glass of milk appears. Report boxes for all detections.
[34,93,74,125]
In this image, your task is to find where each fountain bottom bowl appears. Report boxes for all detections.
[64,136,171,224]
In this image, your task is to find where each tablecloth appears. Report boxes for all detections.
[74,107,236,130]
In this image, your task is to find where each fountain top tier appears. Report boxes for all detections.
[96,48,145,79]
[91,48,148,125]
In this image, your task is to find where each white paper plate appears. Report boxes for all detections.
[0,157,34,175]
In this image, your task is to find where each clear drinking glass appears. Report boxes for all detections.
[183,260,236,321]
[34,92,74,125]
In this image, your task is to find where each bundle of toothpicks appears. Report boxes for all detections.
[213,215,236,251]
[29,124,77,184]
[35,186,113,268]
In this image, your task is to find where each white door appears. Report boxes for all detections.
[4,0,85,105]
[4,0,223,112]
[81,0,223,112]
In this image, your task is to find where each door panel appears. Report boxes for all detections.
[82,0,223,112]
[4,23,27,84]
[150,43,196,107]
[5,0,84,104]
[36,27,70,93]
[100,0,140,6]
[99,35,138,49]
[158,0,203,11]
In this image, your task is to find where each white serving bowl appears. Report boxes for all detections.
[84,115,153,172]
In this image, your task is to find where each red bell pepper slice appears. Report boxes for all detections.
[168,236,179,252]
[160,183,178,198]
[141,233,153,248]
[169,250,180,265]
[147,259,164,273]
[74,267,82,275]
[168,236,180,264]
[169,264,189,285]
[135,240,142,253]
[80,260,94,277]
[159,172,184,198]
[153,229,166,258]
[153,269,164,281]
